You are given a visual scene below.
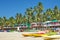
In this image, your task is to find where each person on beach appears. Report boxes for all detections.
[17,27,20,32]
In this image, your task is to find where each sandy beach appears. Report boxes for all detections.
[0,32,60,40]
[0,32,44,40]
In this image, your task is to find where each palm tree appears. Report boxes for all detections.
[34,2,43,22]
[46,8,53,21]
[31,15,35,22]
[0,17,3,30]
[15,13,22,24]
[9,17,15,27]
[0,17,2,26]
[5,20,10,27]
[25,7,34,23]
[53,6,59,14]
[22,15,27,24]
[0,16,7,30]
[42,12,47,22]
[35,13,41,22]
[53,6,59,20]
[3,16,7,26]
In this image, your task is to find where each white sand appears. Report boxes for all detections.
[0,32,44,40]
[1,32,60,40]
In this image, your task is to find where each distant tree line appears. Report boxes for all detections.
[0,2,60,28]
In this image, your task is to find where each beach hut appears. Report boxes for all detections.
[52,19,58,22]
[42,20,60,31]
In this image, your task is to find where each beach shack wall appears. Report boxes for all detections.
[41,20,60,30]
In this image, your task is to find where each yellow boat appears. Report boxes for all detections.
[32,33,42,37]
[41,34,48,37]
[32,33,48,37]
[22,33,48,37]
[22,33,33,37]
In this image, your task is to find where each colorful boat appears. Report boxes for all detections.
[22,33,33,37]
[32,33,48,37]
[22,33,48,37]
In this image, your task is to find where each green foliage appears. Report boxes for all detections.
[0,2,60,28]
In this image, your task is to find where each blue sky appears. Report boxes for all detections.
[0,0,60,18]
